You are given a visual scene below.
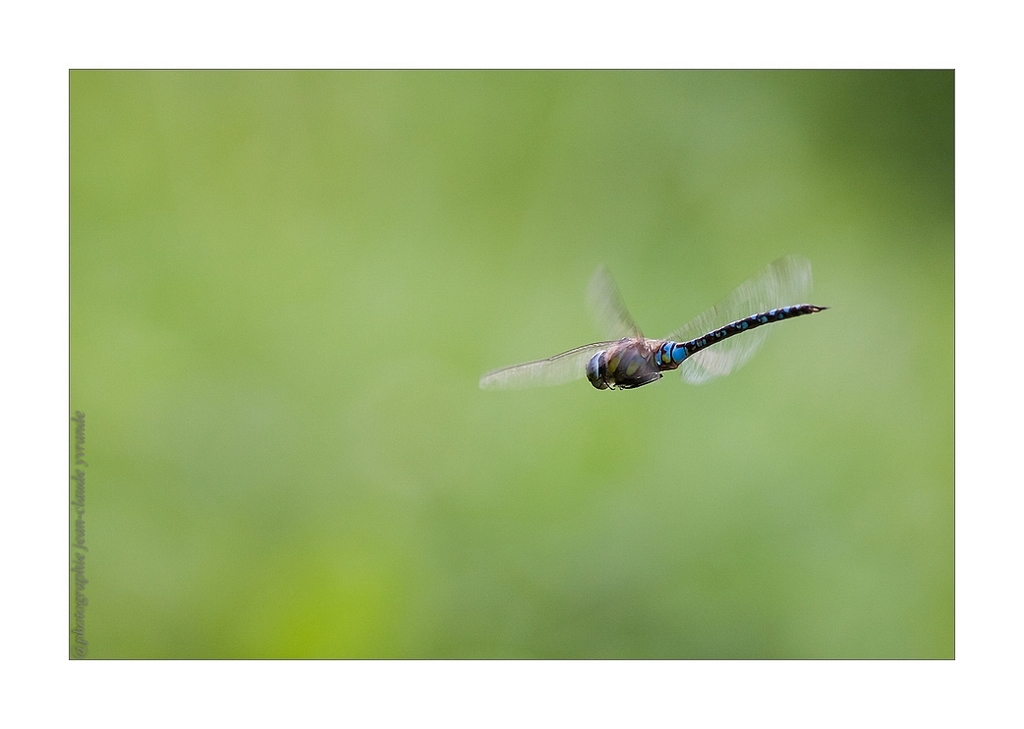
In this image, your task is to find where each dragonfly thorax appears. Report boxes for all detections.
[586,340,664,390]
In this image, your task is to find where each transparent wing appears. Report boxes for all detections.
[666,255,814,385]
[479,341,617,390]
[587,265,643,340]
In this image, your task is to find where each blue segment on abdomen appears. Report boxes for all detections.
[656,341,687,368]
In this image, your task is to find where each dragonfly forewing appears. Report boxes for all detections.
[479,341,618,390]
[587,265,643,340]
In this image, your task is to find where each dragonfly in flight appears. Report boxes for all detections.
[479,255,827,391]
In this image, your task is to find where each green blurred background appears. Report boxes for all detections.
[70,71,952,658]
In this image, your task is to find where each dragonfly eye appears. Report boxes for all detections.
[586,351,610,390]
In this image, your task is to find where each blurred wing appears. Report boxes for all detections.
[479,341,616,390]
[587,265,643,340]
[666,255,814,385]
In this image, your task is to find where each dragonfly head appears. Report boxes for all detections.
[586,351,610,389]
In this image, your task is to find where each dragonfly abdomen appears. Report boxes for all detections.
[656,304,827,370]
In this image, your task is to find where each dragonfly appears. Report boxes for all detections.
[479,255,827,391]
